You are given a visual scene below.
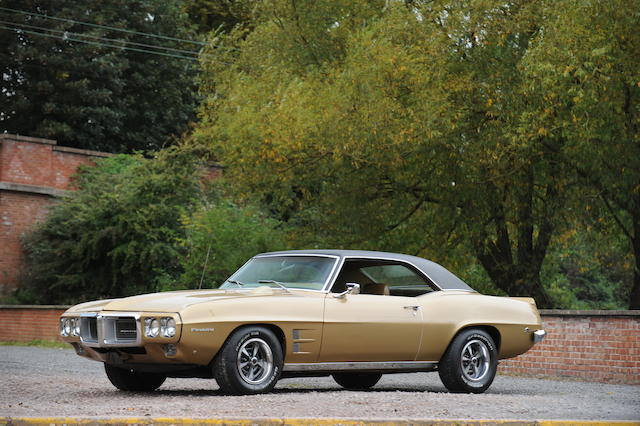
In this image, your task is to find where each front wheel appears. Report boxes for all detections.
[438,328,497,393]
[332,372,382,390]
[104,364,166,392]
[213,326,283,395]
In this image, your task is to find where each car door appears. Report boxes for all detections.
[319,260,426,362]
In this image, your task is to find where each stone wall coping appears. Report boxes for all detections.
[1,133,112,158]
[53,145,112,158]
[0,305,70,309]
[0,181,70,198]
[539,309,640,317]
[0,134,56,145]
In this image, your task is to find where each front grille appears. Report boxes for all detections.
[79,314,140,347]
[80,316,98,343]
[115,318,137,340]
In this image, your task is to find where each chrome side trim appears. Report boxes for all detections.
[533,329,546,344]
[283,361,438,373]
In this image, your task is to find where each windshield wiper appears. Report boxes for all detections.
[226,279,245,288]
[258,280,291,293]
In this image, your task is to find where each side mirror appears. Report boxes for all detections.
[334,282,360,299]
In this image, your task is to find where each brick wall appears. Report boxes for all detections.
[0,305,68,342]
[499,310,639,385]
[0,134,111,295]
[1,307,637,384]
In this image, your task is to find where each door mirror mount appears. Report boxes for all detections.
[333,282,360,299]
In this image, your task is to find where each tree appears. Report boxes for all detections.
[20,148,203,304]
[183,0,256,34]
[196,0,573,306]
[179,197,288,289]
[521,0,640,308]
[13,145,289,305]
[0,0,199,153]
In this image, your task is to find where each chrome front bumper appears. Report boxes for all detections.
[533,329,546,344]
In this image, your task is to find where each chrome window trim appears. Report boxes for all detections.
[325,255,446,293]
[228,253,341,293]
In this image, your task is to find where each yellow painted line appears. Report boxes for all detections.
[2,418,639,426]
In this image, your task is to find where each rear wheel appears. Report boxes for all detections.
[213,326,283,395]
[332,372,382,390]
[104,364,166,392]
[438,328,497,393]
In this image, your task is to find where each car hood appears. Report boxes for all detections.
[68,287,291,313]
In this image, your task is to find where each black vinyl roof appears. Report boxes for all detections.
[256,249,475,291]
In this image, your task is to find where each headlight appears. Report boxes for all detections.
[71,318,81,336]
[161,317,176,338]
[60,318,70,337]
[145,318,160,337]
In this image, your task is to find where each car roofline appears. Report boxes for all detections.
[254,250,475,292]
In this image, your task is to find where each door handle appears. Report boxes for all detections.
[403,306,419,315]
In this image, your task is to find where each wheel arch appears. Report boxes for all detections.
[217,323,287,360]
[449,324,501,354]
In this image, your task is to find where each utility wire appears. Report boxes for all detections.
[0,23,200,61]
[0,5,207,46]
[0,18,208,58]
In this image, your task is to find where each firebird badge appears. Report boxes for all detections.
[191,328,214,332]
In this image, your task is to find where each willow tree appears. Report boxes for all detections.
[195,0,613,307]
[521,0,640,308]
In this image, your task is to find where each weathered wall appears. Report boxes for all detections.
[0,305,68,342]
[0,134,111,295]
[0,307,637,384]
[499,310,639,384]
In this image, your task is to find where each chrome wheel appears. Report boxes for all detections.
[236,337,274,385]
[460,339,490,382]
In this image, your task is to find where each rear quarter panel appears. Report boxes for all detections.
[417,291,542,361]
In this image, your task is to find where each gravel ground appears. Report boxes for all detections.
[1,345,638,421]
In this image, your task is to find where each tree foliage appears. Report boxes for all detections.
[196,0,563,306]
[179,197,288,289]
[519,0,640,308]
[14,148,289,305]
[20,149,202,304]
[0,0,199,153]
[196,0,638,308]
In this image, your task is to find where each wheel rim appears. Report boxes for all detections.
[236,337,274,385]
[460,339,490,382]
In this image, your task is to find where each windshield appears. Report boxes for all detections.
[220,255,337,291]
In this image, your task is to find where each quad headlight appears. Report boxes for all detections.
[145,318,160,338]
[145,316,176,338]
[60,317,80,337]
[161,317,176,338]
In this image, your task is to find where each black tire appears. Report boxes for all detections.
[213,326,283,395]
[332,372,382,390]
[438,328,498,393]
[104,364,166,392]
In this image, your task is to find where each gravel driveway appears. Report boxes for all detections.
[1,345,638,422]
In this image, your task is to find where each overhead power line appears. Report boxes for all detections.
[0,18,206,58]
[0,24,200,61]
[0,6,206,46]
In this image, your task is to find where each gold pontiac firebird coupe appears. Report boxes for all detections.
[60,250,545,394]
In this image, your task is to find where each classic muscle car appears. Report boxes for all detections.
[60,250,545,394]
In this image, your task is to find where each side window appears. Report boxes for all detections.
[331,259,436,297]
[360,264,435,297]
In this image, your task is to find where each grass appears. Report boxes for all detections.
[0,339,71,349]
